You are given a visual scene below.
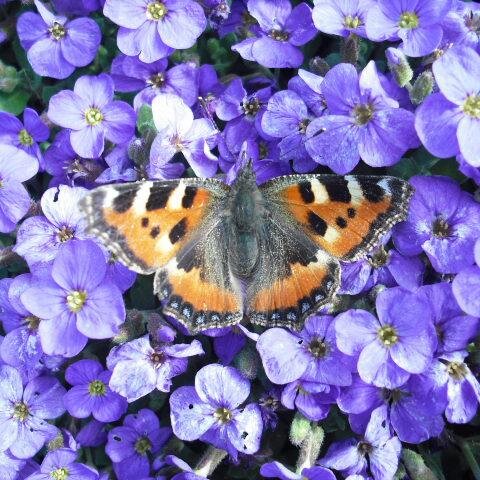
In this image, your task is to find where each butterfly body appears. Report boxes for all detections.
[79,164,412,333]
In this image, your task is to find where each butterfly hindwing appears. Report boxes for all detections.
[261,174,413,262]
[247,207,340,329]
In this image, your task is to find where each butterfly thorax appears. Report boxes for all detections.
[227,165,265,279]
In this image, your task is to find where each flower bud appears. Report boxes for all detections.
[233,344,259,380]
[386,47,413,87]
[289,412,311,447]
[409,71,434,105]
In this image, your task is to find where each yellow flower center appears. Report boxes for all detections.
[399,11,419,29]
[308,338,329,358]
[134,436,152,455]
[88,380,107,396]
[269,29,290,41]
[13,402,29,422]
[85,108,103,126]
[446,361,468,380]
[214,407,233,424]
[58,226,75,243]
[378,325,398,347]
[51,467,69,480]
[18,129,33,146]
[147,72,166,88]
[49,22,67,40]
[26,315,40,330]
[66,291,87,313]
[146,2,168,20]
[242,98,260,116]
[368,246,390,268]
[353,104,374,125]
[463,94,480,118]
[344,15,362,29]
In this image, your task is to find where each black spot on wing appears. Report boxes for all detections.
[356,178,385,203]
[336,216,347,228]
[150,226,160,238]
[182,186,198,208]
[347,208,356,218]
[298,181,314,203]
[141,217,149,227]
[169,218,187,244]
[324,178,351,203]
[307,212,328,236]
[146,184,177,211]
[113,185,139,213]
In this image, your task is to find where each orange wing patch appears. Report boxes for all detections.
[248,251,339,329]
[274,175,412,261]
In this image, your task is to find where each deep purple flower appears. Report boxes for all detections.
[305,62,419,174]
[216,78,272,151]
[257,315,353,386]
[21,240,125,357]
[95,140,138,185]
[261,90,316,173]
[0,450,31,480]
[232,0,316,68]
[170,364,263,459]
[261,461,336,480]
[43,130,103,187]
[336,287,435,388]
[365,0,451,57]
[17,0,101,79]
[418,283,478,354]
[415,46,480,167]
[0,145,38,233]
[76,419,108,448]
[25,448,98,480]
[0,108,49,165]
[320,406,401,480]
[431,352,480,424]
[15,185,91,266]
[150,93,218,177]
[281,381,339,421]
[106,409,171,480]
[53,0,104,15]
[338,375,446,443]
[313,0,373,39]
[453,239,480,317]
[164,455,207,480]
[442,1,480,53]
[0,365,65,458]
[48,74,136,158]
[104,0,206,63]
[288,69,326,117]
[107,328,203,402]
[111,54,199,109]
[393,175,480,273]
[64,359,127,422]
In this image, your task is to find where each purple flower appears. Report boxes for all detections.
[0,108,49,165]
[288,69,326,117]
[257,315,353,386]
[313,0,373,39]
[48,74,136,158]
[76,419,108,448]
[15,185,91,266]
[415,46,480,168]
[393,175,480,273]
[232,0,316,68]
[150,93,218,177]
[215,78,272,152]
[17,0,101,79]
[0,145,38,233]
[431,352,480,424]
[107,328,204,402]
[261,90,316,173]
[53,0,103,15]
[453,239,480,317]
[0,450,31,480]
[335,287,435,388]
[338,375,446,443]
[95,141,138,185]
[0,365,65,458]
[261,461,336,480]
[320,406,401,480]
[64,359,127,422]
[105,409,171,480]
[281,381,339,421]
[365,0,451,57]
[442,1,480,53]
[164,455,207,480]
[25,448,98,480]
[111,54,199,109]
[418,283,478,354]
[305,62,419,174]
[169,364,263,459]
[42,130,102,187]
[21,240,125,357]
[104,0,206,63]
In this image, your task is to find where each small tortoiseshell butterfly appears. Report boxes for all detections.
[79,163,412,333]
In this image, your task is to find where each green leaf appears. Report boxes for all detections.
[0,88,31,115]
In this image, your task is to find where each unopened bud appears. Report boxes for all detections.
[309,57,330,77]
[289,412,311,447]
[410,71,434,105]
[402,449,437,480]
[386,47,413,87]
[233,344,259,380]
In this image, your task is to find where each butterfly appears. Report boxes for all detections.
[79,162,412,333]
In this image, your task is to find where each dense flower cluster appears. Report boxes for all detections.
[0,0,479,479]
